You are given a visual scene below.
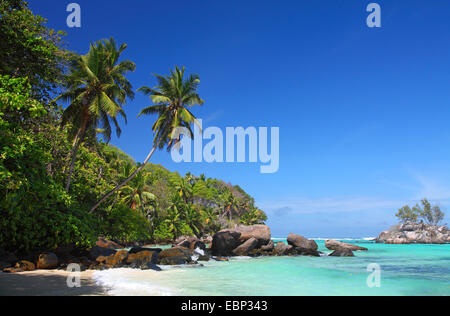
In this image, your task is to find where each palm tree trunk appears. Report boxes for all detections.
[90,145,158,213]
[65,120,87,191]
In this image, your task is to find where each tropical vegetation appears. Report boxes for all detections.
[0,0,267,254]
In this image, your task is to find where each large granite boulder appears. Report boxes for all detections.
[287,233,318,250]
[376,222,450,244]
[174,236,207,251]
[232,237,259,256]
[233,225,271,246]
[211,230,242,256]
[127,250,158,268]
[0,248,17,270]
[293,248,321,257]
[211,225,271,256]
[37,253,58,269]
[96,238,123,250]
[2,260,35,273]
[325,240,368,251]
[273,243,293,256]
[261,240,275,252]
[15,260,35,271]
[157,248,194,265]
[90,246,117,260]
[329,249,355,257]
[200,235,213,245]
[129,247,162,255]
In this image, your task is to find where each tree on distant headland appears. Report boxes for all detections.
[396,198,445,225]
[396,205,419,223]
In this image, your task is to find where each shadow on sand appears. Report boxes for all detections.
[0,271,106,296]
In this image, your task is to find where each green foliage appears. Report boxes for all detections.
[395,206,419,224]
[103,204,152,243]
[153,222,175,242]
[240,208,268,226]
[418,199,445,226]
[0,0,68,102]
[396,199,446,225]
[0,75,98,252]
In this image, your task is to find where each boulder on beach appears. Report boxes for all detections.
[191,240,207,251]
[174,236,207,251]
[97,250,130,268]
[233,225,271,246]
[294,248,321,257]
[329,249,355,257]
[232,237,259,256]
[15,260,35,272]
[325,240,368,252]
[211,230,242,256]
[37,253,58,269]
[261,240,275,252]
[214,256,229,262]
[96,238,123,250]
[157,248,193,265]
[141,262,162,271]
[273,242,293,256]
[287,233,318,250]
[0,248,17,270]
[211,225,272,256]
[128,247,162,255]
[127,250,158,267]
[90,246,117,260]
[176,240,191,248]
[200,235,213,245]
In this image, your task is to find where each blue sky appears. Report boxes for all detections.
[29,0,450,237]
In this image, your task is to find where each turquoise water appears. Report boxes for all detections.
[94,239,450,296]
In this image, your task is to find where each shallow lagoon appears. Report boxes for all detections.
[94,239,450,296]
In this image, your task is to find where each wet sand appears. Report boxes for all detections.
[0,270,107,296]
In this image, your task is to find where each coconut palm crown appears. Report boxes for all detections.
[56,37,135,191]
[138,65,204,150]
[90,66,204,213]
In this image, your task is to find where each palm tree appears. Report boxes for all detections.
[56,37,135,191]
[170,173,193,203]
[90,66,204,213]
[221,191,239,223]
[183,204,203,237]
[165,204,182,238]
[119,164,157,213]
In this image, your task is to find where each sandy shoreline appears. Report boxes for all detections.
[0,270,107,296]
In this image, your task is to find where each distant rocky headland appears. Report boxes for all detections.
[376,222,450,244]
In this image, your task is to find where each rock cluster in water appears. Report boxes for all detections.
[0,226,378,273]
[376,222,450,244]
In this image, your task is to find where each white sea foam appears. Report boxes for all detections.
[92,268,179,296]
[230,256,252,260]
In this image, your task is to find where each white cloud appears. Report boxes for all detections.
[261,196,401,215]
[261,171,450,217]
